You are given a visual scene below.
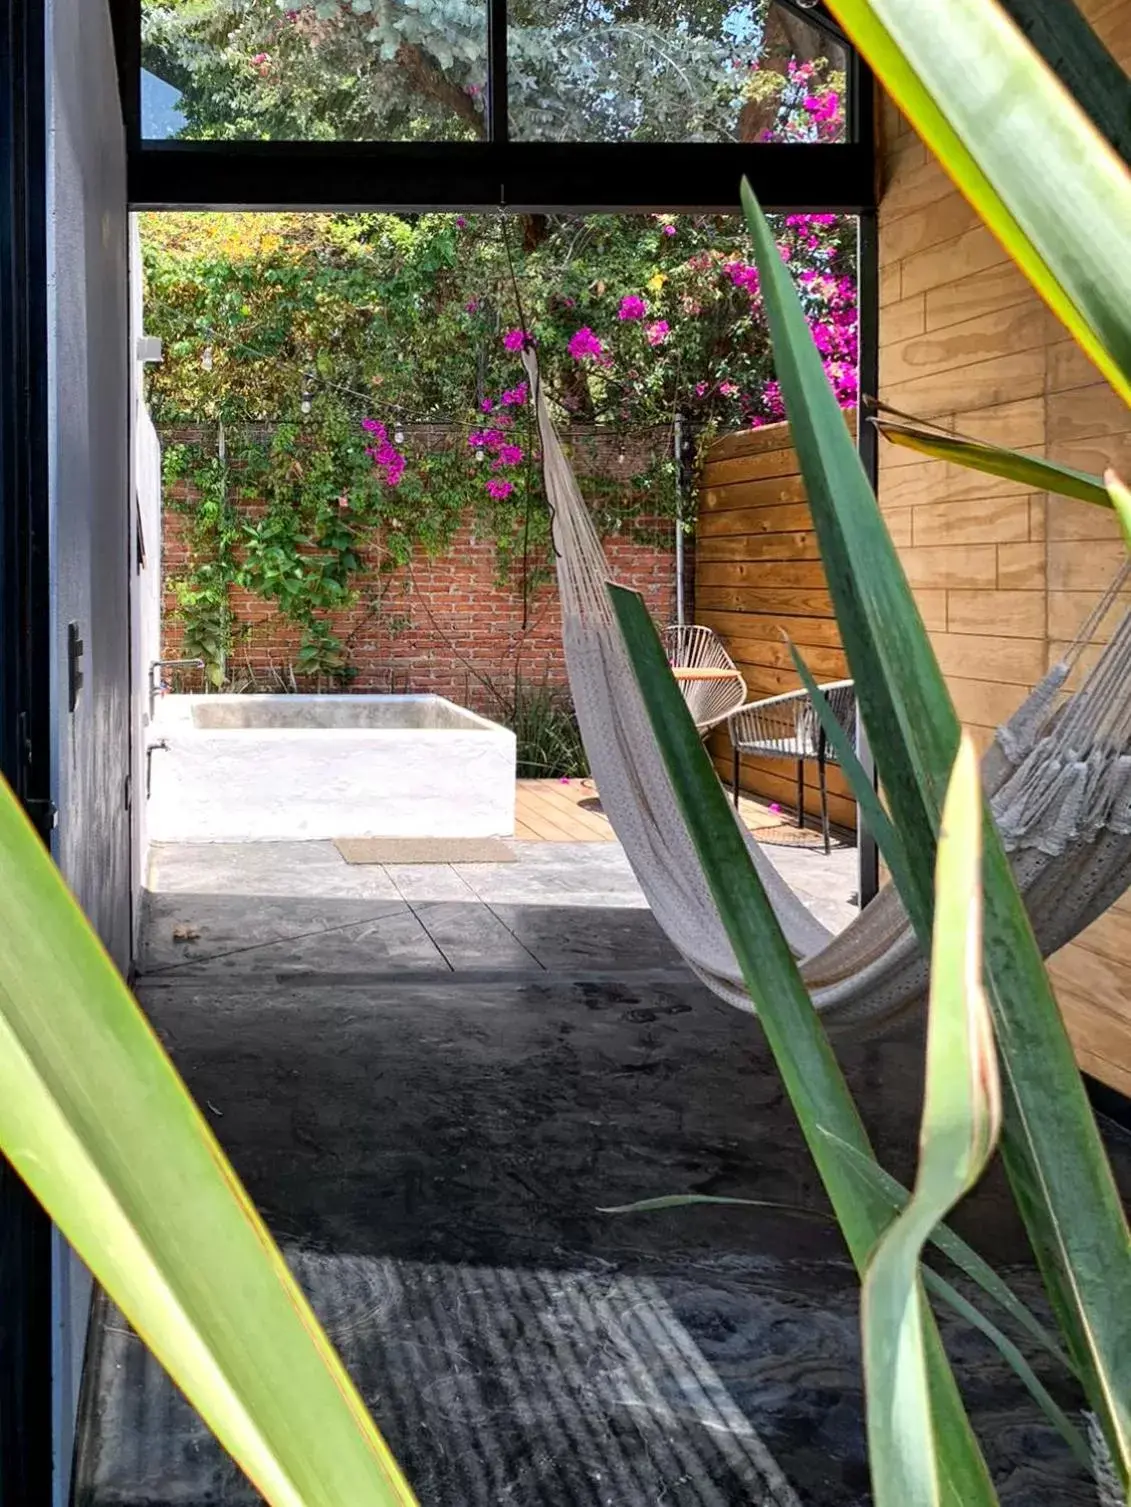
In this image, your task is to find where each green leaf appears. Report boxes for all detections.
[610,582,996,1506]
[599,1193,835,1220]
[823,1132,1072,1373]
[873,415,1113,510]
[861,736,1002,1507]
[0,778,418,1507]
[920,1268,1092,1473]
[743,175,1131,1489]
[823,0,1131,404]
[787,641,927,944]
[1105,469,1131,550]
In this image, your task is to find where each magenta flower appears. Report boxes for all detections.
[695,381,709,397]
[495,443,524,466]
[465,298,480,313]
[361,417,383,435]
[719,381,738,397]
[480,398,494,413]
[645,320,669,347]
[661,224,676,237]
[502,328,527,352]
[500,382,528,407]
[618,295,646,321]
[568,327,605,361]
[485,478,514,499]
[456,215,468,229]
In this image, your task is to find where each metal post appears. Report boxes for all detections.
[673,411,685,630]
[856,210,880,907]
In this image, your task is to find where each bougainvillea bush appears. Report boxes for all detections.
[143,209,855,681]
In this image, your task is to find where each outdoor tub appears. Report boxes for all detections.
[147,694,516,842]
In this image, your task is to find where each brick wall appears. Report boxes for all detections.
[878,0,1131,1094]
[161,424,685,715]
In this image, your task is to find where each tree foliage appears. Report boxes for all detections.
[141,0,847,143]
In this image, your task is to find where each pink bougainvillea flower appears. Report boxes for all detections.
[361,417,383,435]
[485,478,514,499]
[769,802,781,813]
[495,443,524,467]
[719,381,738,397]
[500,382,528,407]
[618,295,646,321]
[480,398,494,413]
[645,320,669,347]
[465,298,480,313]
[695,381,709,397]
[568,327,605,361]
[502,328,527,352]
[661,223,676,237]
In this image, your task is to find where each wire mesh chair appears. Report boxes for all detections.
[727,679,856,853]
[664,625,748,735]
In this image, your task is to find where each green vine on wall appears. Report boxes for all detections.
[144,209,854,686]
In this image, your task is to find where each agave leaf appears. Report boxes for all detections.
[921,1267,1091,1473]
[874,417,1112,510]
[0,778,417,1507]
[598,1194,834,1219]
[1105,469,1131,549]
[861,737,1002,1507]
[822,1131,1072,1372]
[823,0,1131,405]
[610,582,997,1505]
[787,640,926,942]
[744,175,1131,1487]
[996,0,1131,165]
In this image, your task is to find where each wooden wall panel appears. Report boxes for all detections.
[695,420,857,832]
[878,0,1131,1095]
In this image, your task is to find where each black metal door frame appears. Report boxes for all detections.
[0,0,56,1499]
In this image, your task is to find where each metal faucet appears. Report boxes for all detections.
[149,658,205,719]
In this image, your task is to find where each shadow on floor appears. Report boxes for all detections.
[77,877,1131,1507]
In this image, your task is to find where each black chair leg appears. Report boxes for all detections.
[796,757,805,832]
[818,743,830,854]
[733,745,741,810]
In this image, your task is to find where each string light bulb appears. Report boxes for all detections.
[394,426,404,445]
[201,345,214,372]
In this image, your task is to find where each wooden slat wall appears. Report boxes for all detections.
[696,422,857,833]
[879,0,1131,1095]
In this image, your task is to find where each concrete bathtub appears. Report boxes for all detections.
[147,694,516,842]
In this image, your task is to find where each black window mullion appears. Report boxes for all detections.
[487,0,508,148]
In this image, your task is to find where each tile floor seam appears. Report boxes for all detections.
[136,902,415,978]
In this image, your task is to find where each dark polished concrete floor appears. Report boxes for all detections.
[76,843,1131,1506]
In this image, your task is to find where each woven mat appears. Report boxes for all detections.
[334,837,516,865]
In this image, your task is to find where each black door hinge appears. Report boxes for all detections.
[67,621,84,712]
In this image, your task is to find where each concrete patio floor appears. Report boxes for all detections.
[76,837,1131,1506]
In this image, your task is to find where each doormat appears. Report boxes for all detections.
[334,837,517,865]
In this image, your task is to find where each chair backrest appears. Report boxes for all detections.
[802,678,856,762]
[664,623,739,674]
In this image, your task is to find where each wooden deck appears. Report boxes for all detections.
[514,779,614,842]
[514,778,843,845]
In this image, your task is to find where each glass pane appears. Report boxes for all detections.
[140,0,488,142]
[508,0,848,142]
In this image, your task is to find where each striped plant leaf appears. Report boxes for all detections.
[823,0,1131,405]
[874,417,1112,510]
[610,581,997,1505]
[861,736,1002,1507]
[743,174,1131,1490]
[0,777,417,1507]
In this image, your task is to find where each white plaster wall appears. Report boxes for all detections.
[148,698,517,841]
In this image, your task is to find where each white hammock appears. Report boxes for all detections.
[525,351,1131,1033]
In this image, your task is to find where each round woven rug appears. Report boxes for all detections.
[577,796,850,851]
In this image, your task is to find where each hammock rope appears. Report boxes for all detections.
[524,349,1131,1034]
